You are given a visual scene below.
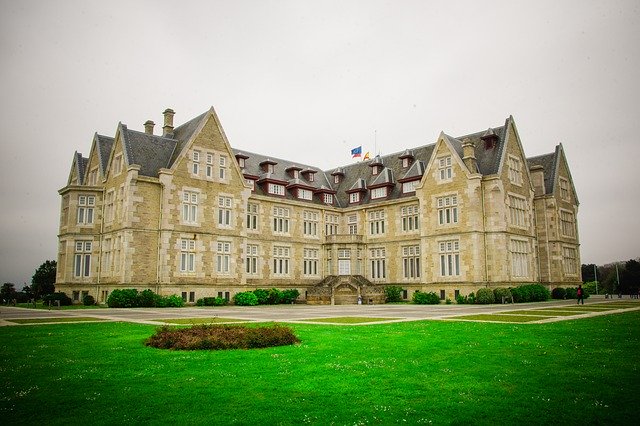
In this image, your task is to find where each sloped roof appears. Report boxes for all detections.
[96,134,114,176]
[170,110,208,166]
[121,128,177,177]
[527,150,557,195]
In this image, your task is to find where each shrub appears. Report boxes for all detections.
[234,291,258,306]
[107,289,140,308]
[475,288,495,304]
[281,289,300,304]
[82,294,95,306]
[138,289,159,307]
[253,289,270,305]
[551,287,567,299]
[213,297,228,306]
[413,291,440,305]
[511,284,551,303]
[156,294,184,308]
[456,295,468,304]
[565,287,590,300]
[493,287,512,303]
[145,324,300,350]
[445,298,452,305]
[42,292,72,306]
[267,288,283,305]
[582,281,598,295]
[385,286,403,303]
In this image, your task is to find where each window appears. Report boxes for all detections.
[74,241,92,277]
[438,156,452,181]
[298,188,313,200]
[219,156,227,180]
[402,245,421,279]
[192,151,200,175]
[216,241,231,274]
[246,203,258,231]
[401,205,419,232]
[325,214,339,235]
[559,178,570,201]
[508,195,527,228]
[508,156,522,185]
[303,210,318,237]
[113,236,122,273]
[246,244,259,275]
[238,157,246,168]
[323,194,333,204]
[268,183,285,196]
[334,175,340,184]
[102,238,112,273]
[303,248,319,276]
[371,187,387,199]
[308,172,315,182]
[88,168,98,186]
[349,192,360,204]
[273,206,290,234]
[369,210,386,235]
[218,196,232,227]
[402,157,411,168]
[181,291,196,303]
[439,240,460,276]
[117,186,124,220]
[273,246,290,275]
[437,195,458,225]
[180,239,196,272]
[402,180,419,194]
[370,247,386,280]
[348,214,358,234]
[510,239,529,277]
[77,195,95,225]
[560,210,576,238]
[113,154,123,175]
[182,191,198,224]
[206,153,214,178]
[246,179,255,191]
[563,246,578,275]
[105,190,115,223]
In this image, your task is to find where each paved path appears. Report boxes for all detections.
[1,296,638,326]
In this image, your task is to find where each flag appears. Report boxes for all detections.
[351,146,362,158]
[363,152,371,161]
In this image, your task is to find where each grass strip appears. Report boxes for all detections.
[7,317,108,324]
[448,314,548,322]
[153,317,250,324]
[299,316,399,324]
[498,310,582,317]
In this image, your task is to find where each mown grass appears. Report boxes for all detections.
[6,317,108,324]
[299,316,399,324]
[153,317,250,324]
[1,312,639,424]
[450,314,550,322]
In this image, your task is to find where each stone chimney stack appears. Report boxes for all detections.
[530,165,546,196]
[144,120,155,135]
[461,138,477,173]
[162,108,175,136]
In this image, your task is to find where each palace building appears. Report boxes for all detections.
[56,107,581,304]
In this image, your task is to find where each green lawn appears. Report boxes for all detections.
[153,317,251,324]
[299,316,400,324]
[6,317,108,324]
[1,312,639,425]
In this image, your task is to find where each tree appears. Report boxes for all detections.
[581,264,597,283]
[31,260,57,299]
[1,283,17,303]
[622,259,640,294]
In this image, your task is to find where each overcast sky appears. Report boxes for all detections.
[1,0,639,287]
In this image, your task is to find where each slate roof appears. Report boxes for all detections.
[120,126,177,178]
[527,149,558,195]
[76,152,88,184]
[95,134,114,177]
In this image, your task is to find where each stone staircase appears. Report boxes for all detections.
[307,275,386,305]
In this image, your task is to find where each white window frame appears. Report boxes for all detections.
[402,180,419,194]
[510,239,529,278]
[348,214,358,234]
[560,209,576,238]
[303,248,319,276]
[559,177,570,201]
[325,214,339,235]
[273,206,290,234]
[438,156,452,181]
[246,244,259,275]
[206,153,214,178]
[369,209,386,235]
[371,187,387,200]
[437,195,458,225]
[192,151,200,175]
[273,245,290,275]
[246,203,259,231]
[77,195,95,225]
[401,205,419,232]
[303,210,319,237]
[508,155,522,186]
[218,196,233,227]
[439,240,460,277]
[562,246,578,275]
[74,241,92,278]
[219,155,227,180]
[298,188,313,200]
[268,183,285,196]
[370,247,386,280]
[323,193,333,204]
[402,245,421,279]
[182,191,199,225]
[216,241,231,274]
[180,239,196,273]
[508,194,527,228]
[349,192,360,203]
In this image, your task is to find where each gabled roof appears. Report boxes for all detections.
[169,110,209,167]
[120,126,177,177]
[95,134,114,177]
[400,160,426,182]
[451,122,508,175]
[76,152,88,184]
[527,151,557,195]
[370,168,395,187]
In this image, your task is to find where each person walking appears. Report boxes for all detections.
[577,284,584,305]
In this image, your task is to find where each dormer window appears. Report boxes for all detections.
[302,169,316,182]
[331,168,345,184]
[246,179,255,191]
[372,165,381,175]
[334,175,340,184]
[238,157,245,168]
[402,158,410,168]
[235,153,249,169]
[371,187,387,199]
[298,188,313,200]
[402,180,419,194]
[268,183,285,196]
[323,194,333,204]
[309,173,315,182]
[260,159,277,174]
[349,192,360,203]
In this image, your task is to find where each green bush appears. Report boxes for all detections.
[213,297,228,306]
[253,289,270,305]
[582,281,598,294]
[510,284,551,303]
[493,287,512,303]
[156,294,184,307]
[197,297,227,307]
[385,286,403,303]
[413,291,440,305]
[281,289,300,304]
[565,287,590,300]
[146,324,300,350]
[475,288,495,304]
[234,291,258,306]
[82,294,95,306]
[42,292,72,306]
[138,289,159,307]
[267,288,283,305]
[551,287,567,299]
[107,289,140,308]
[456,295,468,304]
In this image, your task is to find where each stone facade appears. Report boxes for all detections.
[56,108,581,304]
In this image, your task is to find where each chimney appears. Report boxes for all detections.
[144,120,155,135]
[461,138,477,173]
[162,108,175,136]
[530,165,545,196]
